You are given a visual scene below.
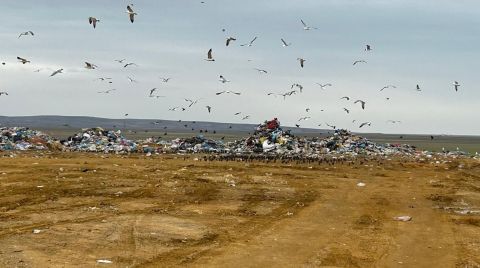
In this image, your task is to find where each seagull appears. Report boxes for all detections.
[160,77,171,83]
[416,84,421,91]
[0,92,8,96]
[359,122,371,128]
[169,107,180,111]
[325,123,336,129]
[184,98,200,107]
[343,108,350,114]
[297,58,306,68]
[84,62,97,69]
[316,83,332,90]
[115,59,126,63]
[150,95,166,99]
[126,5,137,23]
[96,77,112,81]
[97,89,117,94]
[149,88,157,96]
[453,81,460,92]
[354,100,366,110]
[206,106,212,113]
[88,17,100,28]
[298,116,311,121]
[17,56,30,64]
[365,45,372,51]
[219,75,230,83]
[340,96,350,101]
[291,83,303,93]
[123,62,138,68]
[353,60,367,65]
[306,108,310,112]
[50,69,63,77]
[240,36,257,47]
[205,48,215,61]
[380,85,397,91]
[127,76,137,83]
[295,124,301,128]
[281,38,291,47]
[280,90,297,99]
[242,115,250,120]
[226,37,236,46]
[216,90,241,95]
[234,112,241,115]
[18,31,34,38]
[301,19,317,30]
[254,68,268,74]
[387,120,402,124]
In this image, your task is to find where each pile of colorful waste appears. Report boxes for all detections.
[0,127,59,151]
[61,127,137,153]
[139,135,226,154]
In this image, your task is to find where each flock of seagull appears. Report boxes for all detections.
[0,3,464,133]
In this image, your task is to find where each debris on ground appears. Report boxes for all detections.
[394,216,412,222]
[61,127,137,153]
[0,127,59,151]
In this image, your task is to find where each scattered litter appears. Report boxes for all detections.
[0,127,60,151]
[357,182,366,187]
[61,127,137,153]
[96,259,113,264]
[394,216,412,222]
[32,229,42,234]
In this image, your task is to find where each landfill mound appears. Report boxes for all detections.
[0,127,59,151]
[61,127,137,153]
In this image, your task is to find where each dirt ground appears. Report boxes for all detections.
[0,152,479,267]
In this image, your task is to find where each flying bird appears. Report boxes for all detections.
[160,77,171,83]
[316,83,332,90]
[306,108,310,112]
[184,98,200,107]
[365,45,372,51]
[359,122,371,128]
[325,123,336,129]
[387,120,402,124]
[226,37,236,46]
[18,31,34,38]
[343,108,350,114]
[205,48,215,61]
[88,17,100,28]
[297,58,306,68]
[354,100,366,110]
[123,62,138,68]
[206,106,212,113]
[295,124,301,128]
[50,69,63,77]
[219,75,230,83]
[0,92,8,96]
[97,89,116,94]
[453,81,460,92]
[216,90,241,95]
[301,19,317,30]
[127,76,137,83]
[242,115,250,120]
[84,62,97,69]
[353,60,367,65]
[17,56,30,64]
[149,88,157,96]
[254,68,268,74]
[416,84,421,91]
[115,59,126,63]
[126,5,137,23]
[380,85,397,91]
[340,96,350,101]
[234,112,241,115]
[281,38,291,47]
[298,116,311,121]
[291,83,303,92]
[96,77,112,82]
[240,36,257,47]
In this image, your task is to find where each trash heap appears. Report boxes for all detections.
[61,127,137,153]
[138,135,226,154]
[0,127,58,151]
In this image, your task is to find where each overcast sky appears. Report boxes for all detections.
[0,0,479,135]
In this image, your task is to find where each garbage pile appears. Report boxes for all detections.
[139,135,226,154]
[61,127,137,153]
[0,127,59,151]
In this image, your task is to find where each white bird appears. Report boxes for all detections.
[205,48,215,61]
[306,108,310,112]
[169,107,180,111]
[343,108,350,114]
[254,68,268,74]
[353,60,367,65]
[453,81,460,92]
[219,75,230,83]
[359,122,372,128]
[17,56,30,64]
[387,120,402,124]
[18,31,34,39]
[184,98,200,107]
[281,38,291,47]
[291,83,303,93]
[216,90,241,95]
[84,62,97,69]
[365,45,372,51]
[316,83,332,90]
[416,84,421,91]
[123,62,138,68]
[97,89,116,94]
[206,106,212,113]
[126,5,137,23]
[96,77,112,82]
[380,85,397,91]
[226,37,236,46]
[242,115,250,120]
[127,77,137,83]
[297,58,306,68]
[149,88,157,96]
[160,77,171,83]
[298,116,311,121]
[0,92,8,96]
[340,96,350,101]
[301,19,317,30]
[234,112,241,115]
[88,17,100,28]
[325,123,336,129]
[115,59,126,63]
[50,69,63,77]
[354,100,366,110]
[240,36,258,47]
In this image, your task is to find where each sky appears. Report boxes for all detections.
[0,0,479,135]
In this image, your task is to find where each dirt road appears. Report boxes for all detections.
[0,152,479,267]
